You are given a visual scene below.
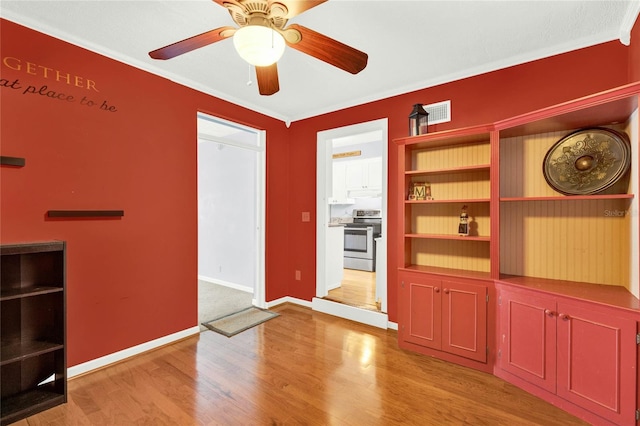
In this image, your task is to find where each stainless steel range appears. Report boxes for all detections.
[343,209,382,272]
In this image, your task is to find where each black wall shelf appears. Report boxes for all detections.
[47,210,124,218]
[0,156,25,167]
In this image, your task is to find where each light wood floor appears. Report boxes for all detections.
[326,268,379,311]
[17,304,588,425]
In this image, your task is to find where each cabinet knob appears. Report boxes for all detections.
[434,287,440,293]
[544,309,555,317]
[443,288,450,294]
[559,313,570,321]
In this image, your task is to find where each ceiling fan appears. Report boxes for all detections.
[148,0,368,96]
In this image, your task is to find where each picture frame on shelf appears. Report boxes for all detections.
[409,182,431,200]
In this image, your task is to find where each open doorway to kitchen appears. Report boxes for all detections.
[196,113,266,328]
[313,118,389,329]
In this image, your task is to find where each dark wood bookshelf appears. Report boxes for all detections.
[1,241,66,425]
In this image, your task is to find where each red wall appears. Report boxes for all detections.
[0,19,290,366]
[2,16,639,367]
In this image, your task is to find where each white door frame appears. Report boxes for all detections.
[196,113,266,309]
[253,129,266,308]
[314,118,389,328]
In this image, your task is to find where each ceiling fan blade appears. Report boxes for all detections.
[271,0,328,19]
[256,64,280,95]
[285,24,367,74]
[149,26,235,60]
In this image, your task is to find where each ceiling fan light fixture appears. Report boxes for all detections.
[233,24,285,67]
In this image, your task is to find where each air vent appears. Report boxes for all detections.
[422,100,451,125]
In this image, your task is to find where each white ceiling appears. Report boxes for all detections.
[2,1,639,125]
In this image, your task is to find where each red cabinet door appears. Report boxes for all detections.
[400,272,441,350]
[556,302,637,425]
[442,279,487,362]
[499,289,556,393]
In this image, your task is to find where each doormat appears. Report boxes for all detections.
[202,307,279,337]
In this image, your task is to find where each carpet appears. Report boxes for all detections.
[202,307,279,337]
[198,280,253,332]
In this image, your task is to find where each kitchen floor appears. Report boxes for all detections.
[325,268,379,311]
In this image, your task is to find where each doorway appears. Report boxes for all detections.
[313,118,389,328]
[196,113,266,327]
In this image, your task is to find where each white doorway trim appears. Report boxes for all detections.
[314,118,389,328]
[196,113,266,309]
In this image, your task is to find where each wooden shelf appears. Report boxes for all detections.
[0,156,25,167]
[47,210,124,218]
[0,286,63,302]
[406,198,490,204]
[395,124,493,148]
[405,233,490,242]
[398,125,493,277]
[495,83,640,138]
[0,342,64,366]
[400,264,492,281]
[497,275,640,312]
[0,241,64,255]
[1,386,65,426]
[406,164,490,176]
[500,194,634,202]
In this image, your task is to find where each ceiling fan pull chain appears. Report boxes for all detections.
[247,64,253,86]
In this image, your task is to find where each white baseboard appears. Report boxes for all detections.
[267,296,313,309]
[67,326,200,379]
[269,296,392,330]
[312,297,389,329]
[198,275,253,294]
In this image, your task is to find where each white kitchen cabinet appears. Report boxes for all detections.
[330,157,382,203]
[367,157,383,189]
[329,162,354,204]
[345,161,365,189]
[345,157,382,193]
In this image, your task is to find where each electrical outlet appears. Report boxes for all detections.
[302,211,310,222]
[295,270,301,280]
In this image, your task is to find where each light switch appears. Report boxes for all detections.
[302,212,310,222]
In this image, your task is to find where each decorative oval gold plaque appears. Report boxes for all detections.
[542,128,631,195]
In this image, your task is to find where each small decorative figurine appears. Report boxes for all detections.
[458,205,469,236]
